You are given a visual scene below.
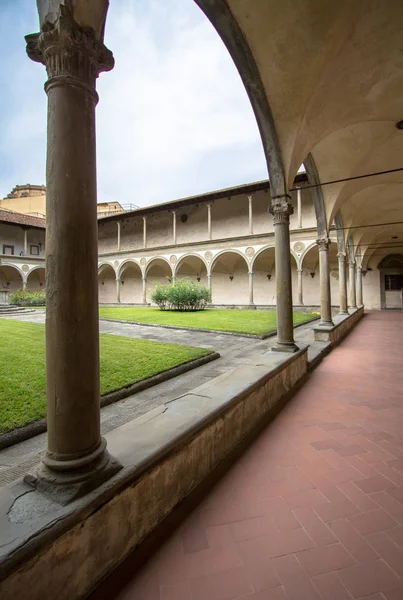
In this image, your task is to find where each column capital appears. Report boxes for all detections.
[337,251,346,260]
[248,271,254,276]
[269,202,294,225]
[25,3,114,94]
[247,194,253,202]
[316,236,331,250]
[356,264,362,272]
[143,215,147,222]
[348,258,356,267]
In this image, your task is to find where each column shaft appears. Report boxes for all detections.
[356,265,363,307]
[297,268,303,306]
[116,278,121,303]
[23,228,28,256]
[172,211,177,244]
[269,201,297,351]
[297,188,302,228]
[338,252,348,314]
[207,274,212,302]
[142,277,147,304]
[248,271,254,305]
[143,216,147,248]
[117,221,121,251]
[317,237,334,325]
[207,203,212,240]
[348,260,357,309]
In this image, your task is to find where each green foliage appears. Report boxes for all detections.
[9,289,46,306]
[151,279,210,311]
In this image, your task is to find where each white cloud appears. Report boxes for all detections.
[0,0,267,206]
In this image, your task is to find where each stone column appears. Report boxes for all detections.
[24,8,121,504]
[207,274,212,302]
[356,264,363,307]
[143,216,147,248]
[338,252,348,314]
[172,210,177,245]
[348,259,357,309]
[117,221,121,252]
[317,237,334,326]
[248,195,253,235]
[207,203,212,240]
[269,200,297,352]
[297,188,302,228]
[23,228,28,256]
[142,277,147,304]
[116,277,121,304]
[297,268,303,306]
[248,271,254,306]
[23,280,27,291]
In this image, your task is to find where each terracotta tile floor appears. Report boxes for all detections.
[92,312,403,600]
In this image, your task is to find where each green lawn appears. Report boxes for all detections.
[99,307,318,335]
[0,320,213,435]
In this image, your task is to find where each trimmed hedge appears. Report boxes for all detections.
[151,279,210,311]
[9,289,46,306]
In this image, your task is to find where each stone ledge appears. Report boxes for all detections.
[0,345,308,600]
[313,306,364,345]
[0,351,220,451]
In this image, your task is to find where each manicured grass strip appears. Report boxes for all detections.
[0,320,212,435]
[99,307,317,336]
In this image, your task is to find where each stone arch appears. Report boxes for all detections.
[146,257,173,304]
[98,263,116,304]
[174,254,208,287]
[303,153,328,237]
[119,260,143,304]
[210,250,249,305]
[26,267,46,291]
[252,246,276,305]
[378,254,403,310]
[0,264,24,293]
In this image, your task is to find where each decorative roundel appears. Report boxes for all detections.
[113,260,119,268]
[205,251,213,262]
[294,241,305,253]
[140,257,147,267]
[22,264,29,273]
[170,255,177,264]
[245,247,255,258]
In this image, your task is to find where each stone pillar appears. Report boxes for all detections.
[23,228,28,256]
[23,280,27,291]
[338,252,348,314]
[207,274,212,301]
[117,221,121,252]
[143,216,147,248]
[248,271,254,306]
[269,200,297,352]
[142,277,147,304]
[24,8,121,504]
[348,259,357,309]
[297,268,303,306]
[356,264,363,307]
[207,203,212,240]
[172,210,177,245]
[297,188,302,228]
[248,195,253,235]
[116,277,121,304]
[317,237,334,326]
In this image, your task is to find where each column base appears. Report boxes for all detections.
[318,320,334,327]
[24,441,122,506]
[272,341,299,353]
[339,310,349,315]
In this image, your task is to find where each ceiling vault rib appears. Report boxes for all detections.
[290,167,403,192]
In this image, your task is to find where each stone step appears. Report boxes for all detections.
[0,305,37,315]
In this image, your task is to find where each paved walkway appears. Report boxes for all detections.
[91,312,403,600]
[0,311,317,487]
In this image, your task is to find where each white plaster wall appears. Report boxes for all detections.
[120,276,143,304]
[254,271,277,304]
[0,223,45,257]
[98,221,118,254]
[211,266,249,304]
[120,219,143,252]
[0,266,23,292]
[26,269,46,291]
[99,279,116,303]
[362,270,380,309]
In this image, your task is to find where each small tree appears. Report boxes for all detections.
[151,279,210,311]
[10,289,46,306]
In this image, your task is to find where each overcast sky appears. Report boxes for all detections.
[0,0,268,207]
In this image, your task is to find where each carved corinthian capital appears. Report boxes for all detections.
[269,202,294,225]
[25,1,113,91]
[316,236,331,251]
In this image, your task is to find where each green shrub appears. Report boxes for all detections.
[151,279,210,311]
[9,289,46,306]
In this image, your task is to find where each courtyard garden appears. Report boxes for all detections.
[98,307,318,335]
[0,320,213,435]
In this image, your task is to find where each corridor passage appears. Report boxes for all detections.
[92,312,403,600]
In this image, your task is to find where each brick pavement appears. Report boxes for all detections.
[85,312,403,597]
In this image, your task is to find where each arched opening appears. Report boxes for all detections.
[300,245,320,307]
[211,251,248,305]
[146,258,173,303]
[0,265,23,293]
[98,264,116,304]
[252,247,276,305]
[26,267,46,291]
[378,254,403,310]
[119,261,142,304]
[175,255,208,287]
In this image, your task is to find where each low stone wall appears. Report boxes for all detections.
[0,346,308,600]
[313,306,364,345]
